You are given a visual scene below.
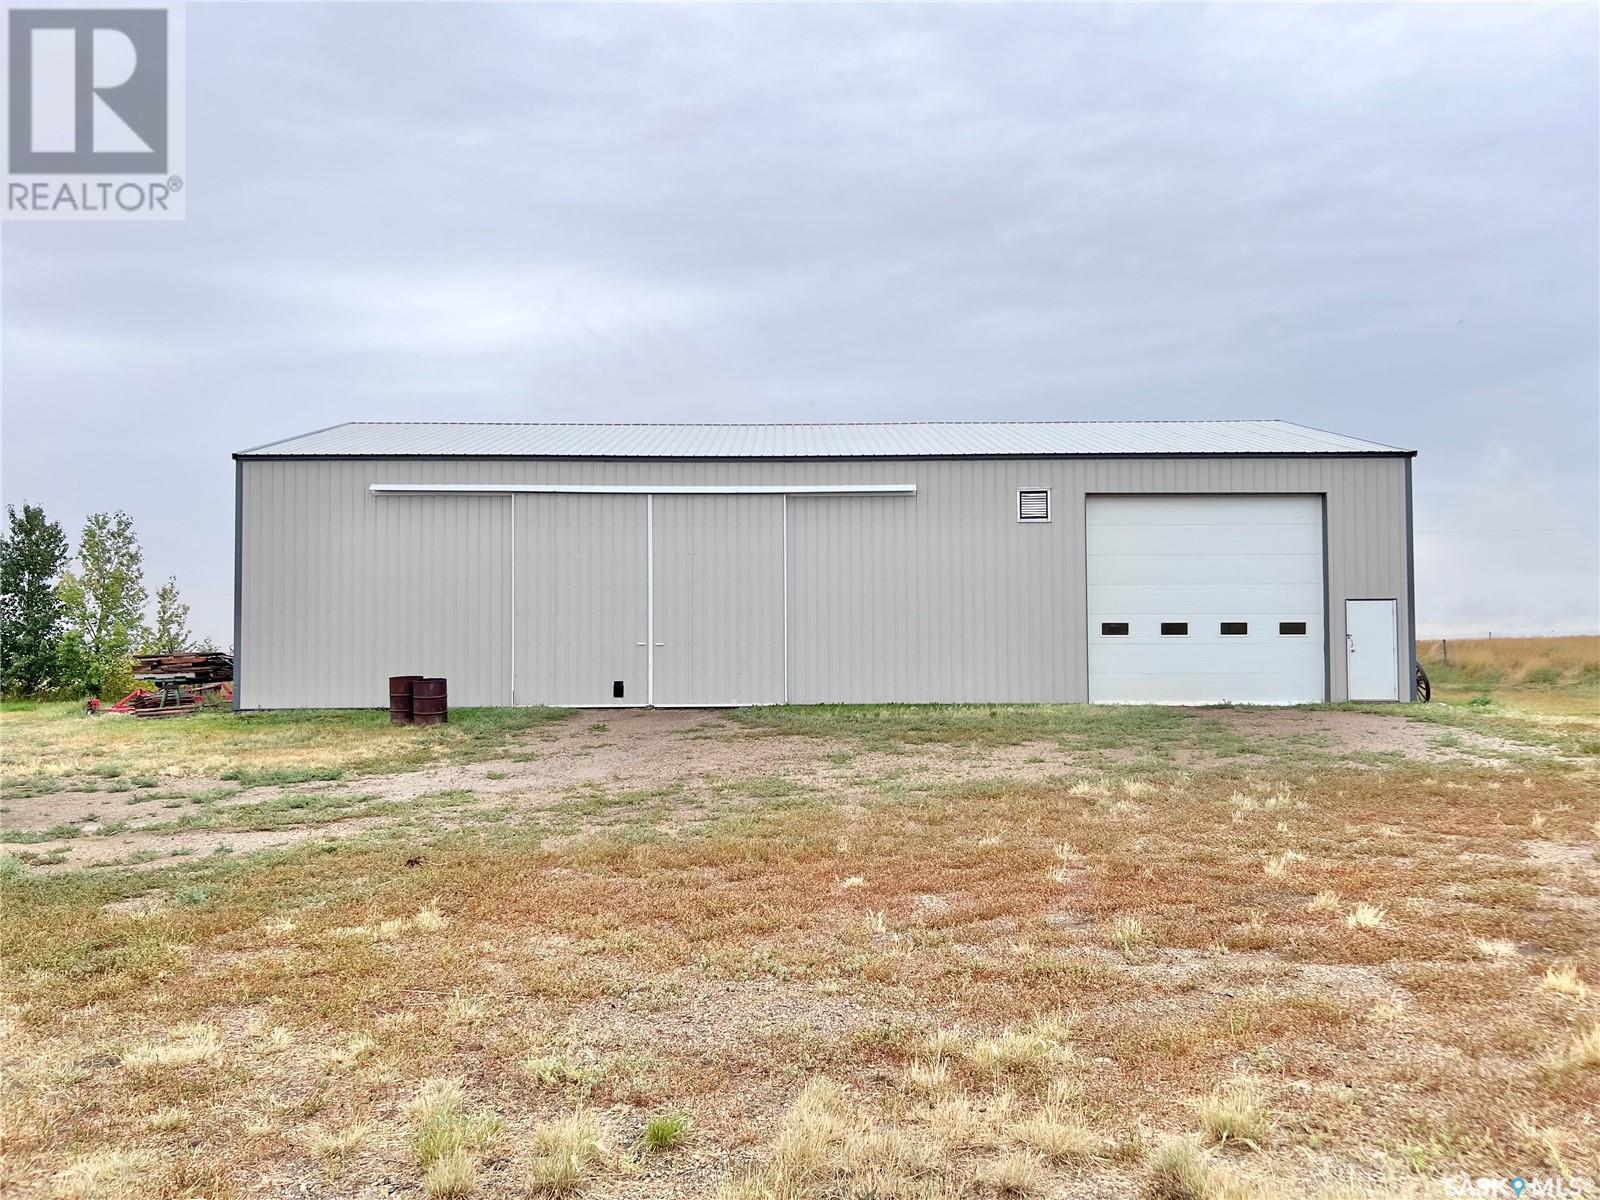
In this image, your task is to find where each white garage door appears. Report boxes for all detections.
[1087,495,1325,705]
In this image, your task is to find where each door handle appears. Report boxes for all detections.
[1346,633,1355,653]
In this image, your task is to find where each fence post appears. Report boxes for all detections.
[1442,638,1449,666]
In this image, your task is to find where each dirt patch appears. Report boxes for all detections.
[1199,707,1535,765]
[5,707,1573,873]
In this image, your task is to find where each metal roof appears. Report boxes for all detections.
[238,420,1410,459]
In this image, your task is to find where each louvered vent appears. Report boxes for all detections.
[1018,489,1050,522]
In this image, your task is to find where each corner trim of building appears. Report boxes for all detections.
[1405,456,1418,701]
[232,459,243,712]
[1321,493,1332,703]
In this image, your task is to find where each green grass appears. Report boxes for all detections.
[641,1111,689,1151]
[1335,698,1600,760]
[727,703,1342,769]
[711,775,800,799]
[728,703,1193,750]
[144,792,398,834]
[1,823,84,845]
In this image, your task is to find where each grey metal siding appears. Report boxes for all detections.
[236,455,1411,708]
[239,464,510,708]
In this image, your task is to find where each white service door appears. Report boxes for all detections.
[1344,599,1399,700]
[1087,495,1326,705]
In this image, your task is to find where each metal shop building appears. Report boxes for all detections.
[233,420,1416,710]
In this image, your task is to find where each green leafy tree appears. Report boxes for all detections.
[0,502,70,695]
[58,511,147,695]
[142,576,192,655]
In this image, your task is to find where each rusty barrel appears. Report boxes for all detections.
[388,675,423,725]
[412,677,448,725]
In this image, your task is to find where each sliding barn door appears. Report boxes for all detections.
[650,495,786,706]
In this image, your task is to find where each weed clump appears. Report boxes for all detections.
[1197,1079,1271,1149]
[406,1078,501,1198]
[526,1109,609,1195]
[641,1111,689,1151]
[1143,1138,1216,1200]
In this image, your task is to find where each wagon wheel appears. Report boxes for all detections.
[1414,663,1431,703]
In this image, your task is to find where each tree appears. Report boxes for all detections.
[142,576,192,655]
[0,503,69,695]
[58,510,147,694]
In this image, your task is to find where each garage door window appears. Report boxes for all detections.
[1220,622,1248,636]
[1100,622,1129,636]
[1279,621,1308,636]
[1160,622,1188,636]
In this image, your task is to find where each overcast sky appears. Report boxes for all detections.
[3,2,1596,644]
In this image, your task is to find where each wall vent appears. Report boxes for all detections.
[1018,489,1050,522]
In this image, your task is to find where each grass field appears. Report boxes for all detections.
[0,703,572,796]
[1,672,1596,1198]
[1418,635,1600,716]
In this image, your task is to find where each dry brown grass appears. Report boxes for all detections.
[118,1022,222,1074]
[1539,1022,1600,1074]
[1541,963,1588,999]
[1144,1139,1216,1200]
[1196,1079,1271,1149]
[1,706,1597,1197]
[50,1149,150,1200]
[1009,1103,1100,1163]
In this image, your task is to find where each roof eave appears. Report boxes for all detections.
[235,448,1417,462]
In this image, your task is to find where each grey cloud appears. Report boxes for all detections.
[3,2,1595,641]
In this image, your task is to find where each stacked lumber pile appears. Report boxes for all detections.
[108,687,197,717]
[132,652,233,683]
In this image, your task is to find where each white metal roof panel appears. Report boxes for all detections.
[238,420,1409,459]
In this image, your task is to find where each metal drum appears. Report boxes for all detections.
[388,675,423,725]
[412,677,448,725]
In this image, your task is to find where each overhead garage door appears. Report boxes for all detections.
[1086,495,1325,705]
